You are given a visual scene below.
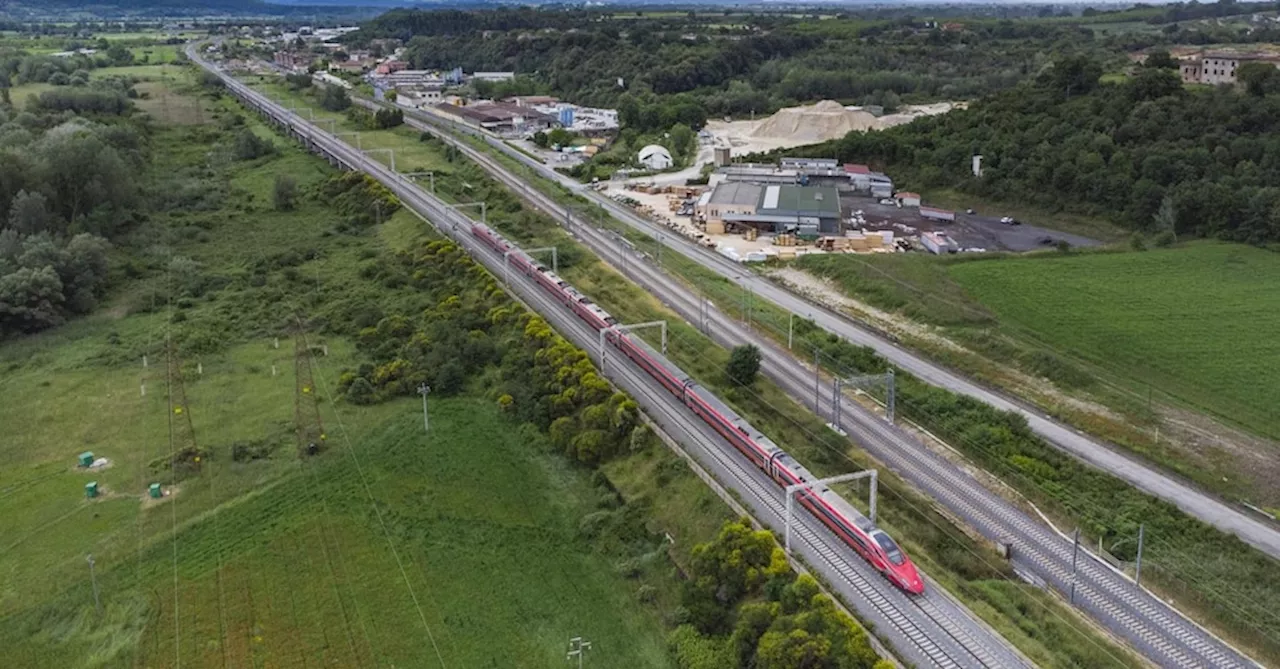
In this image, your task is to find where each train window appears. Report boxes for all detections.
[874,533,905,565]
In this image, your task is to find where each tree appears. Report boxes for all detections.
[1129,68,1182,102]
[727,344,762,386]
[7,189,53,235]
[546,127,574,148]
[531,130,549,148]
[105,44,133,66]
[1143,50,1178,70]
[1237,61,1279,96]
[320,85,351,112]
[232,129,275,160]
[273,175,298,211]
[1045,56,1102,97]
[0,265,64,333]
[35,128,134,224]
[1152,195,1177,240]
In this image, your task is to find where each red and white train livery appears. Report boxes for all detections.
[469,221,924,595]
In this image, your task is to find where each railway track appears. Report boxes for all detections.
[373,100,1261,669]
[193,49,1035,668]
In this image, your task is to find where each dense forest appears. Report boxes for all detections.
[805,56,1280,243]
[349,9,1105,118]
[0,64,154,336]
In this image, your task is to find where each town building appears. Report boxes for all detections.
[696,183,842,235]
[395,85,444,108]
[273,51,299,70]
[329,60,371,74]
[1180,50,1280,85]
[375,60,409,75]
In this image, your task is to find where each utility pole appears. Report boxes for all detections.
[567,637,592,669]
[813,348,821,414]
[418,383,431,433]
[294,327,326,456]
[1069,527,1081,605]
[87,554,101,616]
[1135,524,1145,587]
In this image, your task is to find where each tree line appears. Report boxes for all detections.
[805,56,1280,243]
[347,10,1108,120]
[0,81,146,335]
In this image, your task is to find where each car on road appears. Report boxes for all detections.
[999,216,1022,225]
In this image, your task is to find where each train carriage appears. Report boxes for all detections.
[465,217,924,595]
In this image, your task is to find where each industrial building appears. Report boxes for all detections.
[843,164,894,198]
[780,157,838,170]
[715,158,893,195]
[436,102,558,135]
[374,70,445,88]
[638,145,674,170]
[696,183,842,235]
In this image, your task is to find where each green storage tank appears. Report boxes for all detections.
[85,481,98,499]
[149,483,162,499]
[79,451,94,467]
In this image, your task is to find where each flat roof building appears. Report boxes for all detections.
[698,183,842,235]
[436,101,558,135]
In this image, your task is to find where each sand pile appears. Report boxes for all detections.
[875,102,964,130]
[750,100,879,143]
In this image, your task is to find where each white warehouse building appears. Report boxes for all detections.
[638,144,673,170]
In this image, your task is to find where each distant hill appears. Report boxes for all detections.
[0,0,390,17]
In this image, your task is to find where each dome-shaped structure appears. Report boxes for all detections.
[637,144,673,170]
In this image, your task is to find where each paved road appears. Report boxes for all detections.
[404,108,1280,562]
[396,105,1260,668]
[199,49,1037,668]
[217,55,1266,665]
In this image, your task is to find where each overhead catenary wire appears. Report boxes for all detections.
[749,312,1280,638]
[225,65,1254,669]
[640,326,1138,667]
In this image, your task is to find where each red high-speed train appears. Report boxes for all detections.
[471,222,924,595]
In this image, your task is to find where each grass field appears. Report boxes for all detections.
[0,81,679,667]
[948,243,1280,442]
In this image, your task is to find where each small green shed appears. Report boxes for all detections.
[79,452,94,467]
[149,483,162,499]
[85,481,99,499]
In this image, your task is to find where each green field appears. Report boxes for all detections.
[0,80,678,668]
[948,243,1280,442]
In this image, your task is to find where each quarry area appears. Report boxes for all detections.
[703,99,964,154]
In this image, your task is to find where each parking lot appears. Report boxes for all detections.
[843,195,1102,252]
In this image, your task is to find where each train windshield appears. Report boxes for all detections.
[874,532,905,565]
